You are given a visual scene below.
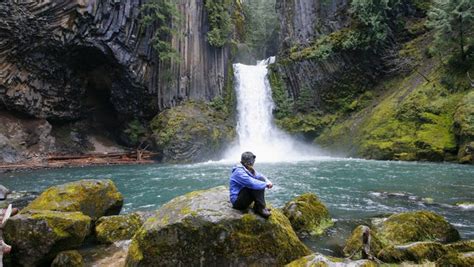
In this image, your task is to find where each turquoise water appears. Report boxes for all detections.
[1,159,473,254]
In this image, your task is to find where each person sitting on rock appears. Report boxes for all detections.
[229,151,273,218]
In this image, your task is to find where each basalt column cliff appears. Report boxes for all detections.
[0,0,240,164]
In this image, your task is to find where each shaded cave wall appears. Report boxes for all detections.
[0,0,234,120]
[0,0,237,162]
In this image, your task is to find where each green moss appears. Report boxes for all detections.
[343,225,385,260]
[24,179,123,220]
[95,213,143,244]
[268,65,293,119]
[150,101,235,162]
[377,211,460,245]
[30,210,91,241]
[282,193,333,236]
[126,186,310,266]
[436,251,474,267]
[445,240,474,252]
[378,241,449,263]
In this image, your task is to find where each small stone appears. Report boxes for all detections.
[51,250,84,267]
[0,185,10,200]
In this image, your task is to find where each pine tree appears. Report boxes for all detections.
[427,0,473,63]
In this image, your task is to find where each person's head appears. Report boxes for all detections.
[240,151,256,167]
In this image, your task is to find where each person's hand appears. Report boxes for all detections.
[266,182,273,189]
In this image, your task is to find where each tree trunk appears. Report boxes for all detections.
[459,15,465,62]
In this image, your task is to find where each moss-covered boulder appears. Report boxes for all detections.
[150,101,235,163]
[445,240,474,252]
[282,193,333,236]
[286,253,377,267]
[51,250,84,267]
[375,211,460,245]
[437,251,474,267]
[4,210,91,266]
[24,179,123,219]
[343,225,385,260]
[95,213,143,244]
[125,186,310,266]
[377,241,449,263]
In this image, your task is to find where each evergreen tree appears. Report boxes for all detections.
[427,0,473,63]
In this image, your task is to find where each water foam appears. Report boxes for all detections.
[222,58,328,163]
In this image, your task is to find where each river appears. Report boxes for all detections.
[1,159,472,254]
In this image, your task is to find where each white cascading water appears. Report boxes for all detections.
[222,57,327,162]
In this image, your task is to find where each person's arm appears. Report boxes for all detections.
[255,171,273,189]
[233,168,267,190]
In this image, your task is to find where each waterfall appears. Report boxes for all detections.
[223,58,326,162]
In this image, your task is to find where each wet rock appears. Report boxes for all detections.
[95,213,143,244]
[4,210,91,266]
[51,250,84,267]
[0,191,40,210]
[374,211,460,245]
[24,179,123,220]
[343,225,384,260]
[0,185,9,200]
[286,253,377,267]
[126,186,310,266]
[377,241,449,263]
[282,193,333,236]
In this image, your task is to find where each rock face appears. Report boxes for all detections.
[282,193,333,236]
[24,179,123,219]
[95,213,143,244]
[0,0,236,120]
[126,186,310,266]
[4,210,91,266]
[0,0,240,164]
[0,112,55,163]
[150,101,235,162]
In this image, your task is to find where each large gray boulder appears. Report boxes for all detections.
[126,186,311,266]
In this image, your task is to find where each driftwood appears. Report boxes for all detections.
[0,205,14,267]
[47,151,158,161]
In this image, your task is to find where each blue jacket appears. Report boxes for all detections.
[229,164,269,205]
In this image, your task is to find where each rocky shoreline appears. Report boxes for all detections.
[0,179,472,266]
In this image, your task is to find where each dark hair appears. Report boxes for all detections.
[241,151,256,166]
